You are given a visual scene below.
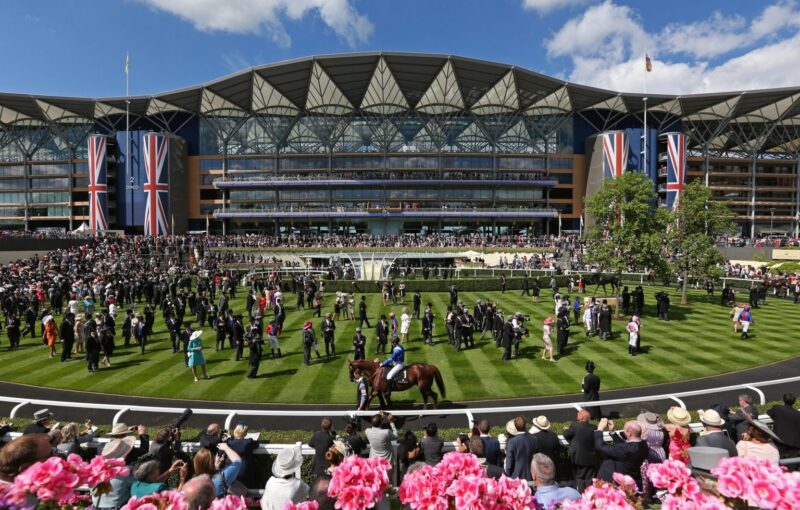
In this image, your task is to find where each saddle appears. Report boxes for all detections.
[382,366,409,385]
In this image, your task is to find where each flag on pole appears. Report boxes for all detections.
[645,53,652,72]
[125,52,129,76]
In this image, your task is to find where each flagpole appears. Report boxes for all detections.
[125,52,131,229]
[643,50,648,175]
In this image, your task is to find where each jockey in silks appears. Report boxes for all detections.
[382,336,405,392]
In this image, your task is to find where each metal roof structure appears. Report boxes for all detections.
[3,52,800,155]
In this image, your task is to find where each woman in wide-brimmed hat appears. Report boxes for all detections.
[541,316,555,362]
[736,413,780,464]
[665,406,692,462]
[636,411,666,463]
[260,445,308,510]
[187,330,209,382]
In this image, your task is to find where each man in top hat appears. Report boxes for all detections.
[352,326,366,360]
[582,362,601,420]
[302,321,320,366]
[23,409,56,435]
[530,415,560,463]
[695,409,737,458]
[321,313,336,357]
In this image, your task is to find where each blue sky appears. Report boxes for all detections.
[1,0,800,97]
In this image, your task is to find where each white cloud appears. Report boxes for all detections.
[544,1,800,94]
[546,1,650,61]
[521,0,589,15]
[138,0,373,48]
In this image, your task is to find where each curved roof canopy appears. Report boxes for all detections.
[2,52,800,154]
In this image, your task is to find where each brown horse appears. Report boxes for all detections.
[348,359,446,410]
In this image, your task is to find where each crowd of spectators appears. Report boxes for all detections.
[1,390,797,508]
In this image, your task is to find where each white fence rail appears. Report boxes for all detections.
[3,375,798,432]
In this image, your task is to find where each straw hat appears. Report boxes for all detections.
[272,445,303,477]
[698,409,726,428]
[190,330,203,341]
[33,409,53,422]
[531,415,551,431]
[505,419,522,436]
[637,412,664,431]
[667,407,691,427]
[543,316,554,325]
[107,423,135,438]
[101,437,135,459]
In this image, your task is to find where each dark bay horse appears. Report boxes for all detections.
[348,359,446,410]
[589,272,621,296]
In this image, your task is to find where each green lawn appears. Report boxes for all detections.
[0,286,797,405]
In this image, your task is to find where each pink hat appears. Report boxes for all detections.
[543,316,554,325]
[303,321,313,330]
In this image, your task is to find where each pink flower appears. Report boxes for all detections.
[327,455,390,510]
[749,479,783,509]
[209,495,248,510]
[11,456,81,504]
[121,490,188,510]
[612,472,637,492]
[283,502,320,510]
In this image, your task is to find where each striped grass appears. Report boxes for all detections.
[0,286,797,405]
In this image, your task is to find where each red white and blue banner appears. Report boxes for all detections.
[602,131,629,179]
[142,133,170,236]
[665,132,686,211]
[87,135,108,232]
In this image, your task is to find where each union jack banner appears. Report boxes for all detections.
[602,131,629,179]
[142,133,170,236]
[87,135,108,232]
[666,132,686,210]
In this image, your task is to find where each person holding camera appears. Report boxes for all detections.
[193,442,242,497]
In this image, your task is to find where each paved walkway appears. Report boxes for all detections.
[1,355,798,433]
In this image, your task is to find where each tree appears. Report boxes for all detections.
[584,172,671,279]
[667,180,736,305]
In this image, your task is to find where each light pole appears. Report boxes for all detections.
[770,208,775,233]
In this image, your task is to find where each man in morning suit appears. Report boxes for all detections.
[563,409,598,492]
[695,409,737,458]
[729,393,759,441]
[582,361,601,420]
[594,418,649,489]
[505,416,537,481]
[767,393,800,458]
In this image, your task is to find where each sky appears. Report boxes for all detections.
[2,0,800,98]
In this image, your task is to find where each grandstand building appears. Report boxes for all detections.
[0,53,798,236]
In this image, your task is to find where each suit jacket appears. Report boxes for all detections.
[59,319,75,343]
[563,421,598,467]
[594,431,649,486]
[729,405,758,440]
[582,373,601,401]
[365,426,396,462]
[696,431,737,458]
[505,432,537,481]
[533,430,561,462]
[767,404,800,449]
[480,435,502,467]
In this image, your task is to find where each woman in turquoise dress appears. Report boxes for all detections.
[188,330,209,382]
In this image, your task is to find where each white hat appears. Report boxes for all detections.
[272,445,303,477]
[101,437,135,459]
[698,409,726,428]
[190,330,203,341]
[531,415,551,431]
[505,419,523,436]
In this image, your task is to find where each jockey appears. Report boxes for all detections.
[382,336,405,386]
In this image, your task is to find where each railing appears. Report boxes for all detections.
[213,207,560,219]
[4,375,798,431]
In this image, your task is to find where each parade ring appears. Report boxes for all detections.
[1,286,798,414]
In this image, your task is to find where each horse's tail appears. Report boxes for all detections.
[432,366,446,399]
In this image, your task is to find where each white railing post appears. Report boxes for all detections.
[113,407,129,427]
[465,410,475,430]
[294,441,303,478]
[669,395,687,409]
[746,385,766,405]
[224,412,238,431]
[9,401,30,419]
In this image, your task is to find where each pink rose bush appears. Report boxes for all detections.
[121,490,188,510]
[712,456,800,509]
[647,459,725,509]
[559,481,637,510]
[209,494,248,510]
[6,452,129,506]
[283,501,320,510]
[399,452,532,510]
[327,455,391,510]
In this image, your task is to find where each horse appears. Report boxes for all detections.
[348,359,446,410]
[589,272,621,296]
